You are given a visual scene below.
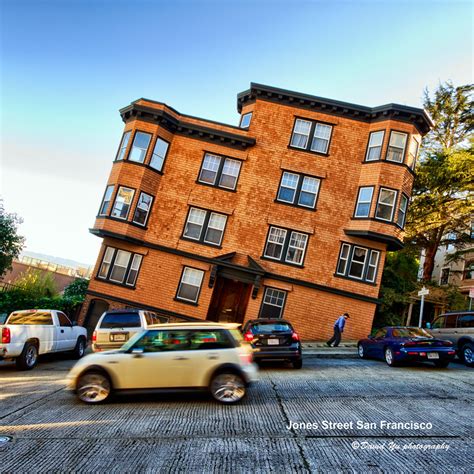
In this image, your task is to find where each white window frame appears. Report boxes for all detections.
[176,267,204,303]
[240,112,252,129]
[149,137,169,171]
[219,158,241,190]
[336,243,351,275]
[264,227,288,261]
[99,185,115,216]
[109,250,132,284]
[298,176,320,209]
[290,119,312,149]
[277,172,299,204]
[366,250,380,283]
[198,153,221,185]
[203,212,227,246]
[116,131,131,161]
[129,131,152,163]
[375,188,398,222]
[98,247,115,279]
[111,186,135,220]
[310,123,333,154]
[285,231,308,265]
[132,192,153,226]
[365,131,385,161]
[348,246,368,280]
[354,187,374,218]
[260,287,287,318]
[386,131,408,163]
[183,208,207,241]
[125,254,143,286]
[396,194,408,228]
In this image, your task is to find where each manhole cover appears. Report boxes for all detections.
[0,436,12,443]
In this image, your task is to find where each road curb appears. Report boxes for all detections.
[303,353,360,359]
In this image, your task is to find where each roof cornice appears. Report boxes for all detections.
[120,103,255,150]
[237,83,434,136]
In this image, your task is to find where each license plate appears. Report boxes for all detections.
[427,352,439,359]
[267,339,279,345]
[110,333,127,342]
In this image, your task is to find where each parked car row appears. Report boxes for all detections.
[1,308,472,406]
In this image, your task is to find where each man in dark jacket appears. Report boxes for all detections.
[326,313,350,347]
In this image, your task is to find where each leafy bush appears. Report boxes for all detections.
[14,268,59,298]
[63,278,89,299]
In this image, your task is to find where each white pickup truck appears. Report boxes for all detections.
[0,309,87,370]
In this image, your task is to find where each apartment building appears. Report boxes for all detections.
[78,83,432,340]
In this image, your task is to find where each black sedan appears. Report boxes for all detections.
[358,327,456,368]
[242,319,302,369]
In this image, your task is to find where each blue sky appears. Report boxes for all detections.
[1,0,472,264]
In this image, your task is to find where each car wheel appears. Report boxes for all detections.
[210,372,246,404]
[358,344,367,359]
[384,347,397,367]
[434,360,450,369]
[76,371,111,404]
[462,343,474,367]
[292,358,303,369]
[16,342,39,370]
[72,337,86,359]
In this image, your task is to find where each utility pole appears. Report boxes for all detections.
[417,287,430,327]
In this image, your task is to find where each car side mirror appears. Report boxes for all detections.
[72,321,78,327]
[131,347,144,357]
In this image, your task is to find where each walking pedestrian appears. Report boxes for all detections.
[326,313,350,347]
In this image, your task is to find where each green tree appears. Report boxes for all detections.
[405,82,474,281]
[0,201,25,277]
[15,268,59,298]
[63,278,89,299]
[373,249,419,328]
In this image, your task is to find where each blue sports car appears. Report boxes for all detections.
[357,327,456,368]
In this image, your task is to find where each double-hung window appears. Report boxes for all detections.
[336,243,380,283]
[98,246,143,287]
[259,288,287,319]
[386,131,408,163]
[263,226,308,266]
[132,192,153,226]
[182,207,227,246]
[396,194,408,228]
[129,131,152,163]
[116,131,131,161]
[354,187,374,218]
[365,131,385,161]
[198,153,242,191]
[290,118,333,154]
[276,172,321,209]
[99,185,114,216]
[407,138,419,169]
[149,138,169,171]
[176,267,204,303]
[311,123,332,153]
[375,188,398,222]
[290,119,312,149]
[111,186,135,220]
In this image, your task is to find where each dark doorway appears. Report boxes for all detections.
[207,278,251,324]
[84,299,109,339]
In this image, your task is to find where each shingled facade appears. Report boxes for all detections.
[78,83,432,340]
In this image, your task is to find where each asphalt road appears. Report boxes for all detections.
[0,355,473,473]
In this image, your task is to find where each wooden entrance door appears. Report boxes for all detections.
[207,278,251,324]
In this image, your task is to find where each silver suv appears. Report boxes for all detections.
[92,309,169,352]
[429,311,474,367]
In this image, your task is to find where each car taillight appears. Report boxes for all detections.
[92,331,97,342]
[244,331,254,342]
[291,332,300,341]
[2,327,11,344]
[239,352,253,364]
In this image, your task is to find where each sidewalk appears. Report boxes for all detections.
[301,341,359,359]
